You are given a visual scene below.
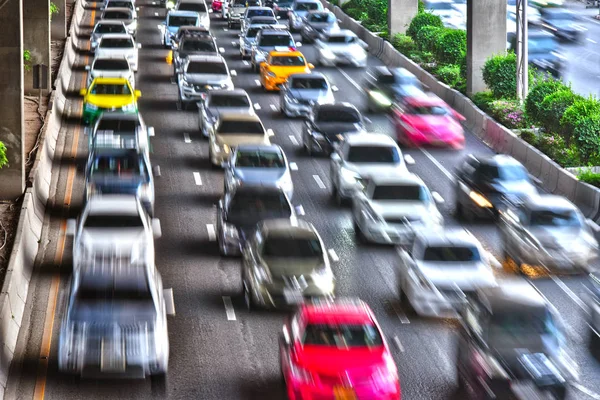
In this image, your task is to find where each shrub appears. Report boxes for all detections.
[482,53,518,99]
[391,33,415,54]
[50,2,59,17]
[470,91,495,113]
[416,25,444,53]
[418,0,425,12]
[525,78,568,125]
[434,28,466,65]
[23,50,32,72]
[538,89,579,138]
[518,129,538,146]
[406,12,444,40]
[488,99,527,129]
[408,50,434,65]
[435,64,461,87]
[0,141,7,169]
[578,170,600,188]
[536,133,582,167]
[573,113,600,164]
[561,96,600,132]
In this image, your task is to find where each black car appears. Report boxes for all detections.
[454,154,539,220]
[302,103,366,155]
[216,185,297,256]
[508,29,565,78]
[539,7,585,42]
[364,66,425,112]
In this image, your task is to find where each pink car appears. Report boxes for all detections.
[211,0,222,12]
[392,95,465,149]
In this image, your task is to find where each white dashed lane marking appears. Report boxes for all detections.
[193,172,202,186]
[183,132,191,143]
[253,103,261,110]
[289,135,298,145]
[313,175,326,189]
[267,128,275,137]
[270,104,278,111]
[222,296,236,321]
[328,249,339,262]
[289,162,298,171]
[206,224,216,241]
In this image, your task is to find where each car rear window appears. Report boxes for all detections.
[475,164,529,182]
[262,237,322,257]
[209,94,250,107]
[99,38,134,48]
[95,23,127,34]
[235,150,285,168]
[84,214,144,228]
[103,10,132,19]
[407,105,451,116]
[308,13,334,23]
[186,61,227,74]
[290,77,327,89]
[377,74,396,84]
[96,119,138,134]
[181,39,217,52]
[302,324,383,348]
[347,145,399,164]
[316,108,360,123]
[295,2,320,11]
[218,120,264,134]
[372,184,428,201]
[247,9,273,18]
[168,16,199,27]
[529,210,580,227]
[250,18,277,25]
[227,192,292,224]
[259,34,293,47]
[90,83,132,95]
[106,1,133,8]
[178,2,207,12]
[422,246,481,262]
[93,59,130,70]
[270,55,306,66]
[326,35,356,44]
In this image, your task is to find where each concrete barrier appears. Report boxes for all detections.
[575,181,600,220]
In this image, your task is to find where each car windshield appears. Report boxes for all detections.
[425,1,453,10]
[218,120,264,134]
[227,192,292,224]
[309,13,334,22]
[186,61,227,74]
[90,153,145,177]
[168,16,199,27]
[96,119,138,134]
[209,94,250,107]
[74,277,152,309]
[235,150,285,168]
[290,77,327,89]
[422,246,481,262]
[262,237,322,257]
[251,18,276,25]
[316,108,360,123]
[327,35,356,44]
[181,39,216,52]
[544,10,574,20]
[407,104,451,116]
[476,164,529,182]
[295,2,320,11]
[260,34,293,46]
[529,209,581,227]
[90,83,131,95]
[93,59,129,71]
[488,308,557,339]
[302,324,383,348]
[178,2,207,12]
[100,38,134,48]
[377,74,397,85]
[270,55,306,66]
[103,11,131,19]
[347,145,399,164]
[95,24,127,34]
[247,9,273,17]
[529,36,558,52]
[84,214,144,228]
[372,184,429,201]
[107,1,133,8]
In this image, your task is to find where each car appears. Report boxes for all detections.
[84,146,155,215]
[273,0,294,18]
[197,89,254,137]
[364,66,425,112]
[530,0,564,7]
[208,112,270,167]
[539,7,586,42]
[90,20,128,52]
[211,0,223,12]
[250,28,300,71]
[79,77,141,124]
[422,0,463,28]
[241,219,335,309]
[302,102,366,156]
[314,29,368,68]
[246,15,279,26]
[586,274,600,354]
[288,0,323,32]
[351,174,444,245]
[93,34,140,73]
[85,56,134,89]
[240,6,276,31]
[299,10,339,43]
[172,33,219,78]
[391,93,466,149]
[176,54,234,109]
[161,10,201,48]
[101,0,139,20]
[507,29,564,78]
[507,1,542,25]
[227,0,261,27]
[329,132,409,204]
[397,228,498,318]
[217,185,298,255]
[279,72,335,118]
[66,195,162,267]
[239,23,282,59]
[259,50,315,91]
[454,154,539,220]
[279,298,401,400]
[224,144,293,198]
[173,25,212,45]
[100,8,137,36]
[499,194,599,276]
[175,0,210,29]
[456,279,578,399]
[88,111,155,155]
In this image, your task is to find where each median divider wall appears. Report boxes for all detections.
[320,0,600,225]
[0,0,86,397]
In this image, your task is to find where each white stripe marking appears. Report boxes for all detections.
[270,104,277,111]
[253,103,261,110]
[193,172,202,186]
[289,135,298,145]
[243,60,249,66]
[588,38,597,44]
[289,162,298,171]
[267,128,275,137]
[364,117,372,124]
[420,148,455,182]
[313,175,326,189]
[254,79,261,86]
[404,154,415,164]
[432,192,444,203]
[295,205,305,216]
[331,85,338,91]
[328,249,339,262]
[572,383,600,400]
[393,335,405,352]
[337,67,364,92]
[206,224,216,241]
[154,12,159,16]
[222,296,236,320]
[550,275,588,314]
[183,132,191,143]
[219,47,225,53]
[391,301,410,324]
[231,41,236,46]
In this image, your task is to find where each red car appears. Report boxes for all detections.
[211,0,222,12]
[280,298,401,400]
[391,95,465,149]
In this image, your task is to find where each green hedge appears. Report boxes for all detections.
[482,53,518,99]
[0,141,7,169]
[391,34,416,54]
[538,89,579,139]
[406,12,444,39]
[435,65,461,87]
[434,29,466,65]
[416,25,443,53]
[525,79,568,125]
[578,170,600,188]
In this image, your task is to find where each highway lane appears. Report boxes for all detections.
[7,1,600,400]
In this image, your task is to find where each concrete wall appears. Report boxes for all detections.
[388,0,418,36]
[23,0,52,94]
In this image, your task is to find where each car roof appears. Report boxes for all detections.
[98,33,134,40]
[416,228,480,248]
[247,6,272,10]
[528,28,555,38]
[91,77,131,85]
[322,29,356,37]
[261,218,317,238]
[168,10,200,16]
[78,261,150,294]
[316,102,358,112]
[301,298,375,325]
[218,111,262,121]
[306,9,332,14]
[87,194,140,215]
[391,67,417,78]
[522,194,576,212]
[269,50,304,57]
[235,144,283,153]
[186,54,225,63]
[289,72,325,80]
[103,7,133,13]
[476,279,547,313]
[370,173,424,187]
[95,20,127,25]
[208,88,248,97]
[345,133,396,147]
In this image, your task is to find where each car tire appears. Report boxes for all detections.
[304,133,312,156]
[150,372,168,397]
[590,330,600,359]
[354,219,366,243]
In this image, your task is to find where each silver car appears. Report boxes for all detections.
[500,194,599,275]
[279,72,334,118]
[224,144,293,198]
[315,29,368,68]
[100,8,137,36]
[197,89,253,137]
[239,23,280,58]
[85,56,134,88]
[288,0,323,32]
[94,33,141,72]
[175,0,211,29]
[300,10,339,43]
[90,20,128,52]
[177,54,235,108]
[89,111,155,155]
[241,6,276,32]
[250,28,300,72]
[101,0,139,20]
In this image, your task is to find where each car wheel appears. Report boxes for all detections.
[455,202,464,219]
[150,372,168,397]
[354,219,366,243]
[304,133,312,156]
[334,184,344,206]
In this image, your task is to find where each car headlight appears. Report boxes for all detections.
[122,103,136,112]
[369,90,392,107]
[85,103,98,111]
[340,167,360,185]
[320,48,336,59]
[469,191,493,208]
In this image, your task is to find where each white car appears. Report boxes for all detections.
[100,7,137,36]
[314,29,368,68]
[101,0,139,20]
[66,195,162,269]
[329,133,412,205]
[86,56,135,88]
[94,34,141,72]
[90,20,128,52]
[175,0,210,29]
[351,174,443,245]
[89,111,155,155]
[397,228,498,318]
[288,0,323,32]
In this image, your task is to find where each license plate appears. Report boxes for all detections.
[334,386,356,400]
[283,288,304,304]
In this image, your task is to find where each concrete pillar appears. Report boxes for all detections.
[23,0,51,95]
[0,0,25,199]
[466,0,507,94]
[52,0,68,40]
[388,0,418,36]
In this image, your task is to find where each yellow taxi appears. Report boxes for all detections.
[259,50,314,91]
[80,77,141,124]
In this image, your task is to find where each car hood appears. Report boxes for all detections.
[548,19,576,30]
[296,345,388,377]
[79,228,147,253]
[313,122,364,137]
[96,48,135,57]
[263,256,323,276]
[370,201,431,221]
[85,94,136,108]
[417,261,497,289]
[403,115,463,136]
[293,10,310,17]
[527,227,591,249]
[289,89,331,102]
[257,45,294,53]
[269,65,312,78]
[216,134,269,146]
[325,43,363,53]
[344,162,408,180]
[306,21,336,30]
[233,167,286,183]
[207,106,253,118]
[485,180,538,198]
[184,73,230,84]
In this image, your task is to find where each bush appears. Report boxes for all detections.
[435,64,462,87]
[23,50,31,72]
[538,89,578,137]
[50,2,59,17]
[434,28,466,65]
[416,25,444,53]
[470,91,495,113]
[391,34,416,54]
[560,97,600,133]
[578,170,600,188]
[482,53,518,99]
[573,113,600,164]
[406,12,444,40]
[488,99,527,129]
[518,130,538,146]
[536,133,581,167]
[0,141,7,169]
[525,78,568,125]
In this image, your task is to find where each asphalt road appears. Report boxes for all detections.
[6,1,600,399]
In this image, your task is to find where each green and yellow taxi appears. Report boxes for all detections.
[80,77,141,124]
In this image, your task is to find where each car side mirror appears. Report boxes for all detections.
[308,63,314,69]
[84,65,91,71]
[135,89,142,98]
[294,205,305,216]
[152,165,161,177]
[295,41,302,47]
[331,152,341,162]
[148,126,155,137]
[360,40,368,49]
[486,251,503,270]
[587,219,600,233]
[337,18,342,23]
[136,6,140,10]
[163,288,176,316]
[230,70,237,77]
[152,218,162,238]
[452,110,465,121]
[276,15,281,19]
[66,219,77,236]
[137,43,142,49]
[100,5,105,9]
[79,88,87,96]
[431,191,444,204]
[403,154,415,165]
[83,126,91,135]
